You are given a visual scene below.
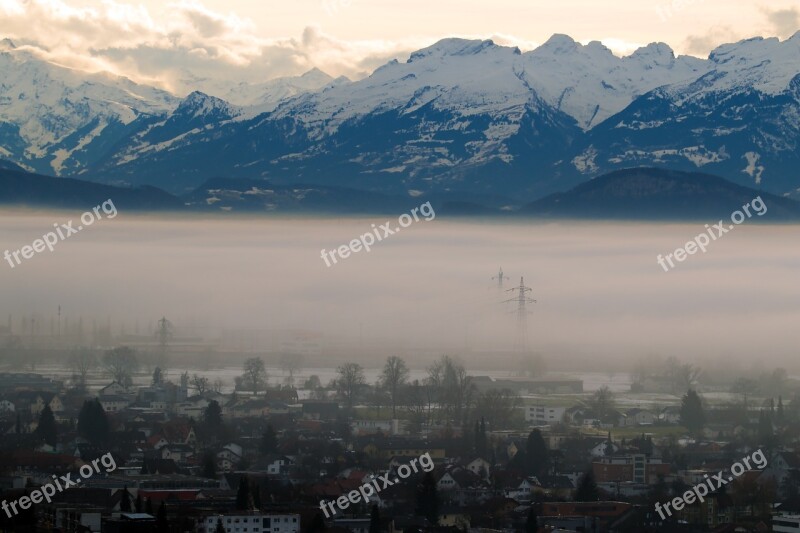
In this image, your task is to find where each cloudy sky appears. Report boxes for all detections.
[0,0,798,93]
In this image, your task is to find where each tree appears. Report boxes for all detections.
[145,497,153,515]
[36,404,57,447]
[252,484,261,509]
[416,472,440,525]
[156,502,168,533]
[380,356,409,417]
[152,367,163,385]
[68,350,96,385]
[202,450,217,479]
[102,346,138,388]
[120,486,132,512]
[369,504,381,533]
[214,517,226,533]
[304,375,322,389]
[732,378,758,409]
[77,399,109,445]
[525,505,538,533]
[758,410,774,446]
[191,374,210,395]
[308,513,326,532]
[575,469,599,502]
[260,425,278,455]
[680,389,706,434]
[240,357,267,395]
[235,476,252,510]
[475,419,487,457]
[204,399,223,427]
[604,432,614,457]
[526,428,549,477]
[336,363,366,411]
[589,386,614,420]
[135,493,143,513]
[279,353,304,387]
[475,388,521,429]
[777,396,785,426]
[427,356,476,424]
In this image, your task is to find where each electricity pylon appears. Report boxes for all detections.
[504,277,536,352]
[492,267,507,290]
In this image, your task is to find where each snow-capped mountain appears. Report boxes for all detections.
[0,41,177,175]
[2,33,800,199]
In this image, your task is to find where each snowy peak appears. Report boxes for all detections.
[630,42,676,65]
[408,38,509,62]
[540,34,580,54]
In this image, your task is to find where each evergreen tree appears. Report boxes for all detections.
[369,504,381,533]
[202,450,217,479]
[36,404,58,447]
[475,418,488,457]
[203,400,223,432]
[680,389,706,434]
[778,396,785,426]
[145,497,153,515]
[526,428,549,477]
[253,484,261,509]
[77,399,109,445]
[525,505,538,533]
[156,502,169,533]
[575,469,600,502]
[758,410,774,445]
[308,513,326,532]
[604,432,614,456]
[214,517,226,533]
[415,472,440,525]
[260,425,278,455]
[135,492,143,513]
[235,476,251,510]
[119,486,132,512]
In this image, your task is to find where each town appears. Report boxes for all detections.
[0,318,795,532]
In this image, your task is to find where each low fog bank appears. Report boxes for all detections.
[1,210,799,373]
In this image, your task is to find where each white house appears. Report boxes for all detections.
[465,457,491,478]
[621,408,656,427]
[99,395,131,413]
[199,513,300,533]
[525,405,567,425]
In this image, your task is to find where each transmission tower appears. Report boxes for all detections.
[491,267,507,290]
[504,277,536,352]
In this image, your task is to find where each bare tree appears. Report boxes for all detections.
[336,363,366,411]
[475,389,521,430]
[212,378,224,393]
[240,357,268,395]
[69,349,96,385]
[427,355,475,423]
[380,356,409,418]
[191,374,210,395]
[102,347,138,388]
[279,353,304,387]
[589,385,615,420]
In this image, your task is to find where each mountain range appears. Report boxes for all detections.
[0,33,799,203]
[4,165,798,221]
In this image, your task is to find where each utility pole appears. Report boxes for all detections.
[504,277,536,352]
